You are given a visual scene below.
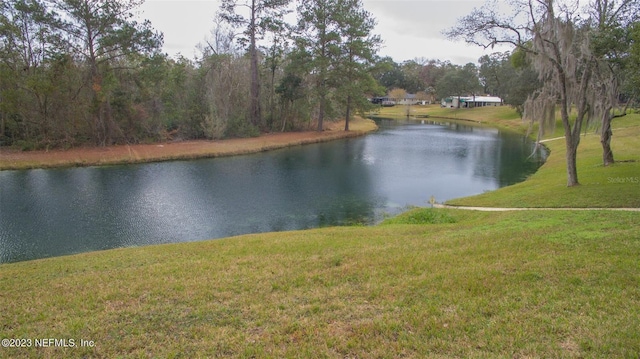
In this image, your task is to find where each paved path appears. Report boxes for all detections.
[538,136,565,143]
[433,203,640,212]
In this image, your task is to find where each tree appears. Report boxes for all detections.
[54,0,162,145]
[589,0,640,166]
[435,63,481,108]
[199,17,252,139]
[502,47,541,115]
[295,0,341,131]
[448,0,640,185]
[447,0,592,186]
[627,22,640,104]
[219,0,291,130]
[374,57,405,90]
[333,0,381,131]
[479,52,510,96]
[388,87,410,116]
[399,60,427,94]
[388,87,407,102]
[513,5,592,187]
[419,59,449,96]
[477,50,540,115]
[263,24,290,129]
[135,54,207,141]
[0,0,62,146]
[373,57,437,94]
[276,71,306,131]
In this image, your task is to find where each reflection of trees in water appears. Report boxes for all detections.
[273,138,379,229]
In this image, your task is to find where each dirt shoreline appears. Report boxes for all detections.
[0,117,378,171]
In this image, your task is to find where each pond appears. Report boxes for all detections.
[0,119,546,263]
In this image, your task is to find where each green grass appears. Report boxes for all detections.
[1,210,639,358]
[371,104,640,208]
[369,104,532,134]
[2,104,639,357]
[447,115,640,208]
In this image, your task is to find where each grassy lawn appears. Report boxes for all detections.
[1,209,639,358]
[447,123,640,208]
[368,104,532,134]
[1,105,639,358]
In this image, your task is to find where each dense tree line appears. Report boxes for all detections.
[1,0,163,148]
[372,52,542,112]
[0,0,383,149]
[4,0,636,158]
[0,0,548,151]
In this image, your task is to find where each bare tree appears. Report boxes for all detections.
[447,0,604,187]
[200,17,250,139]
[388,87,409,115]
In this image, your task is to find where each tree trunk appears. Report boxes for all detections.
[344,95,351,131]
[317,92,325,131]
[91,72,106,146]
[269,66,276,129]
[600,110,614,166]
[281,101,288,132]
[0,112,5,141]
[249,0,261,129]
[250,50,261,127]
[565,138,580,187]
[557,53,592,187]
[560,91,580,187]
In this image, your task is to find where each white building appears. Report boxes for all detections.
[441,96,503,108]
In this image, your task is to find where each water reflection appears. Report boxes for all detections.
[0,120,546,263]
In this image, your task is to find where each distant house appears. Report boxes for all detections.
[370,97,396,106]
[387,93,424,106]
[397,94,417,105]
[441,96,503,108]
[371,93,436,106]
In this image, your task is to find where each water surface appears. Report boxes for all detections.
[0,120,546,263]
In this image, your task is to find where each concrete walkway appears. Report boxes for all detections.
[538,136,565,143]
[433,203,640,212]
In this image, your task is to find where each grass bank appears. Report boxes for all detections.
[368,104,532,134]
[1,209,639,358]
[0,117,377,171]
[1,105,639,357]
[371,104,640,208]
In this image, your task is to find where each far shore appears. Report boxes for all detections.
[0,117,378,171]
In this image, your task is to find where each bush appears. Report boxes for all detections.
[382,208,458,225]
[225,116,260,138]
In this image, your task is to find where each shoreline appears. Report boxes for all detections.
[0,117,378,171]
[2,108,638,357]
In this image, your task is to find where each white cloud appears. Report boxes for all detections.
[138,0,220,59]
[137,0,513,64]
[363,0,513,63]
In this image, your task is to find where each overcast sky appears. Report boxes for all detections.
[137,0,511,65]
